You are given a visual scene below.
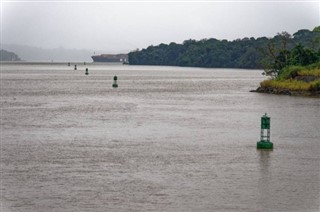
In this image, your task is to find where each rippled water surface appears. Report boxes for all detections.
[1,63,319,211]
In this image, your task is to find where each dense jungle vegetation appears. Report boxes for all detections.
[128,27,320,70]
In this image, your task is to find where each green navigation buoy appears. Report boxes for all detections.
[74,64,77,70]
[85,68,89,75]
[112,75,118,88]
[257,113,273,149]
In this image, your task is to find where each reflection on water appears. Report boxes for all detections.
[258,150,272,209]
[1,63,319,211]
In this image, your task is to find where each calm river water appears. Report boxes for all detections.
[1,63,319,211]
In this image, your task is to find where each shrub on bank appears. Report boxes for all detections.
[278,66,303,80]
[277,62,320,80]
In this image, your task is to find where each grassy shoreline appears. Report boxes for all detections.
[255,62,320,97]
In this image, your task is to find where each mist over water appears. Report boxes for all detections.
[1,44,95,62]
[1,63,319,211]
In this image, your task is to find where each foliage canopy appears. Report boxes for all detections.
[128,27,320,72]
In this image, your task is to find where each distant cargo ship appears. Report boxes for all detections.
[91,54,128,63]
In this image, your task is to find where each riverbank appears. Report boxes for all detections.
[253,86,320,97]
[253,62,320,97]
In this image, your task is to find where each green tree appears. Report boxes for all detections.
[289,44,318,66]
[128,27,320,71]
[313,26,320,32]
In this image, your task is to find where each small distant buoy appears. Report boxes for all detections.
[257,113,273,149]
[68,62,70,66]
[85,68,89,75]
[84,62,86,65]
[112,75,118,88]
[74,64,77,70]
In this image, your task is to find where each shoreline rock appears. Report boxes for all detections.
[251,87,320,97]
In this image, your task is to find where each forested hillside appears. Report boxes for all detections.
[0,49,21,61]
[128,27,320,69]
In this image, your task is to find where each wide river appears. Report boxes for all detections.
[1,63,319,212]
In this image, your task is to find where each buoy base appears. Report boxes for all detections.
[85,73,88,75]
[112,84,118,88]
[257,141,273,149]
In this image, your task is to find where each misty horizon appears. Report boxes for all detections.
[3,1,319,51]
[2,25,319,62]
[2,1,319,61]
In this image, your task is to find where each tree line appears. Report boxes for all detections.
[128,27,320,70]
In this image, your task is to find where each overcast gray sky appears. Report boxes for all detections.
[1,1,319,53]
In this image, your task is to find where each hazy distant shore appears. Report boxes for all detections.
[0,61,125,65]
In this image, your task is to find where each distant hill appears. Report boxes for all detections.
[0,49,21,61]
[1,44,94,62]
